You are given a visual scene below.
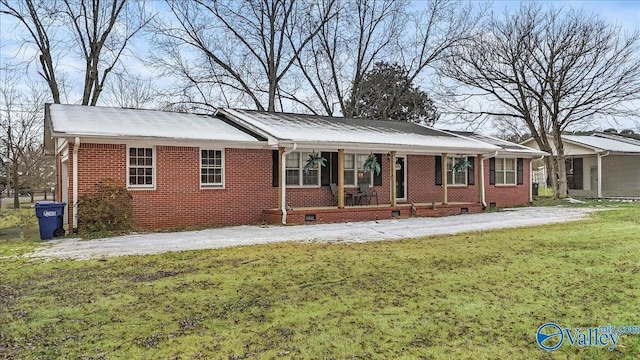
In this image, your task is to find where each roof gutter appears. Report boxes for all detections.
[480,151,499,208]
[281,143,297,224]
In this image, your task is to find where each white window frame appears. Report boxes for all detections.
[200,149,225,189]
[446,156,468,186]
[127,146,156,190]
[495,158,517,185]
[285,151,321,187]
[343,153,374,187]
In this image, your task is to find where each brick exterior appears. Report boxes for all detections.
[59,144,531,230]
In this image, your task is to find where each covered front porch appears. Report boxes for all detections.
[263,201,484,225]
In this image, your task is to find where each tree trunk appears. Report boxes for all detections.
[546,156,559,199]
[555,155,567,199]
[12,167,20,209]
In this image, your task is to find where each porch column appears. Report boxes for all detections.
[390,151,397,207]
[597,153,602,198]
[338,149,345,208]
[476,154,483,203]
[442,153,448,205]
[278,147,284,210]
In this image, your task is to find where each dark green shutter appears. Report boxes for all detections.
[467,156,475,185]
[373,153,383,186]
[489,158,496,185]
[331,152,339,184]
[272,150,279,187]
[516,158,524,185]
[435,156,442,186]
[320,151,331,186]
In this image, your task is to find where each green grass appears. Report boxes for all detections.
[1,205,639,359]
[0,208,42,257]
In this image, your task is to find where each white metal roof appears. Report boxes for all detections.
[564,135,640,153]
[47,104,261,143]
[450,131,547,156]
[217,108,500,153]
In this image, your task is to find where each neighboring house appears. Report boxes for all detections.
[521,132,640,198]
[44,104,545,232]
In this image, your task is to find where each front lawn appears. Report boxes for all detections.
[1,205,639,359]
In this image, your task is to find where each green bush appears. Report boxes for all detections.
[77,179,133,235]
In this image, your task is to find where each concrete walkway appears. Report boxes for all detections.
[26,206,599,260]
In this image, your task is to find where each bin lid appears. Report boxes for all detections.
[35,201,67,208]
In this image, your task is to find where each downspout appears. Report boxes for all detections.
[72,137,80,232]
[281,143,297,224]
[480,151,499,208]
[597,151,610,198]
[530,155,545,203]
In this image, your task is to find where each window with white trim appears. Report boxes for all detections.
[495,158,516,185]
[446,157,467,185]
[201,149,224,187]
[285,152,320,186]
[343,153,373,186]
[128,147,154,188]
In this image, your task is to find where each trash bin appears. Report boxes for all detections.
[35,202,66,240]
[532,182,539,197]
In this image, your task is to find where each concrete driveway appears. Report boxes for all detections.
[26,206,599,260]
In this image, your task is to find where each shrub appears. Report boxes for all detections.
[77,179,133,235]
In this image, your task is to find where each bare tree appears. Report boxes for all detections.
[151,0,337,112]
[103,71,156,109]
[294,0,483,117]
[439,4,640,198]
[0,0,153,105]
[0,66,48,209]
[293,0,404,116]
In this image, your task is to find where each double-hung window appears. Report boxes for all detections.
[201,149,224,187]
[343,154,373,186]
[128,147,154,188]
[495,158,516,185]
[285,152,320,186]
[446,156,467,185]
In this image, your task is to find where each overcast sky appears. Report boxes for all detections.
[1,0,639,133]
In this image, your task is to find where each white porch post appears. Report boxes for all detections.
[597,153,602,198]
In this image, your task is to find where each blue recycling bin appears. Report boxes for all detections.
[35,202,66,240]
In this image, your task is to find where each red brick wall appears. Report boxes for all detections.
[66,144,531,230]
[483,158,531,207]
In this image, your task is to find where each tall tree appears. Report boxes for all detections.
[439,4,640,198]
[0,0,153,105]
[0,66,48,209]
[349,62,438,124]
[151,0,337,112]
[296,0,483,117]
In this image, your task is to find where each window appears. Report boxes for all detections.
[285,152,320,186]
[128,147,154,188]
[343,154,374,186]
[446,157,467,185]
[201,149,224,187]
[495,158,516,185]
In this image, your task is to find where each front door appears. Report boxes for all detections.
[396,156,406,201]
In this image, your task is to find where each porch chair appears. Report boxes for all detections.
[358,183,378,205]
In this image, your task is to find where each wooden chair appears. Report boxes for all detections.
[358,183,378,205]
